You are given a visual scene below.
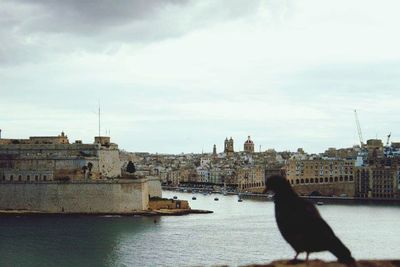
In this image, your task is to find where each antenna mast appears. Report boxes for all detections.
[98,102,101,137]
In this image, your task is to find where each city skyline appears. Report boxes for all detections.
[1,0,400,154]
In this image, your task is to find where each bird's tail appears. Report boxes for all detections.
[329,237,356,266]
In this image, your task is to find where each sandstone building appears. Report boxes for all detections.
[285,158,355,196]
[224,137,234,156]
[0,132,161,213]
[237,165,265,193]
[0,132,120,182]
[243,136,254,153]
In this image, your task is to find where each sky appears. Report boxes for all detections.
[1,0,400,154]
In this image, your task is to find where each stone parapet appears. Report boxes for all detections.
[246,259,400,267]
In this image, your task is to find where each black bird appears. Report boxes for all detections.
[265,175,355,265]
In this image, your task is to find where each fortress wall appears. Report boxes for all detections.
[0,179,156,213]
[98,149,121,178]
[146,177,162,198]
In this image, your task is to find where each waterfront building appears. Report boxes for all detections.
[237,166,265,193]
[265,166,285,180]
[285,157,355,196]
[0,132,162,213]
[243,136,255,153]
[355,163,399,199]
[0,132,120,181]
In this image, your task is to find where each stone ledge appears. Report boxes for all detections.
[245,259,400,267]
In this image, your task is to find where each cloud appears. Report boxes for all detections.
[0,0,263,65]
[1,0,400,153]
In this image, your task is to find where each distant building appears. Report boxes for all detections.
[0,131,69,145]
[0,132,162,214]
[355,163,399,199]
[237,166,265,193]
[364,139,384,162]
[323,147,359,159]
[224,137,234,156]
[0,132,121,181]
[243,136,255,153]
[285,158,355,196]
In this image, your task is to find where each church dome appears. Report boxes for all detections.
[244,136,253,144]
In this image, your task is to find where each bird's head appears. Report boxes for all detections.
[264,175,293,196]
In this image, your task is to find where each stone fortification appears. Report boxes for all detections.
[0,177,161,214]
[0,132,121,181]
[0,132,163,214]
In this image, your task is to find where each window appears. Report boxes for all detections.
[27,175,30,181]
[43,175,47,181]
[18,175,22,181]
[35,175,38,181]
[10,175,14,181]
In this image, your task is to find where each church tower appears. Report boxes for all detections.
[212,144,217,159]
[224,137,234,156]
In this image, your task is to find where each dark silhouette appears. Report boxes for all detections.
[127,161,136,173]
[265,175,355,265]
[87,162,93,172]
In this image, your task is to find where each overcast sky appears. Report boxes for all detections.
[1,0,400,154]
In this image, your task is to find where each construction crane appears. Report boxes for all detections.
[354,110,364,147]
[386,132,391,146]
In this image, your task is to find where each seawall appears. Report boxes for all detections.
[0,177,162,214]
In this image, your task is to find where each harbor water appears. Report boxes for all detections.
[0,191,399,266]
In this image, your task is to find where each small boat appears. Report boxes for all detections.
[173,196,178,199]
[214,197,219,201]
[238,198,243,202]
[317,201,324,206]
[192,196,197,200]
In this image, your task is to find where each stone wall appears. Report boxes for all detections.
[147,177,162,198]
[98,148,121,178]
[149,199,190,210]
[293,182,355,197]
[0,142,121,180]
[0,178,161,213]
[246,259,400,267]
